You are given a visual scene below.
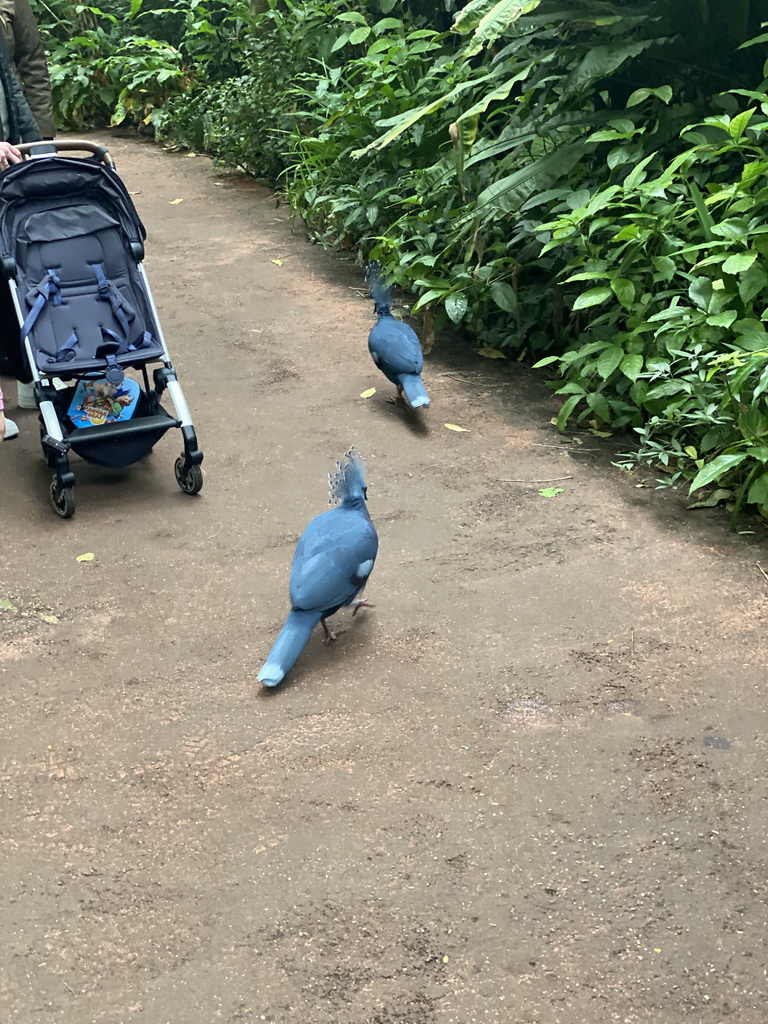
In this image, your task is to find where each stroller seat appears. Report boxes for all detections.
[18,203,165,376]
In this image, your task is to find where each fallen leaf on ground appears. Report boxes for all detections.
[688,488,731,509]
[38,613,58,624]
[538,487,564,498]
[360,388,377,399]
[271,259,283,266]
[76,552,95,562]
[0,597,18,612]
[445,423,470,432]
[478,346,505,359]
[169,198,184,205]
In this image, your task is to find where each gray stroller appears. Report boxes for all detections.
[0,139,203,518]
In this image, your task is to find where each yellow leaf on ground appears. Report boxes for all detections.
[445,423,470,432]
[360,388,377,399]
[38,614,58,624]
[76,552,95,562]
[478,346,505,359]
[271,259,283,266]
[169,198,184,205]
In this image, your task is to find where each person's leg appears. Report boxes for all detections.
[0,277,33,407]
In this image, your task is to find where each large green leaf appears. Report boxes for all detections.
[445,293,468,323]
[722,251,758,274]
[689,453,749,494]
[597,345,623,379]
[626,85,673,107]
[490,281,517,312]
[351,72,494,159]
[453,1,542,58]
[472,142,586,219]
[573,286,612,311]
[739,263,768,303]
[620,353,643,382]
[689,181,716,241]
[563,40,656,97]
[463,111,607,171]
[748,472,768,508]
[456,60,536,126]
[451,0,498,30]
[556,393,583,431]
[611,278,635,308]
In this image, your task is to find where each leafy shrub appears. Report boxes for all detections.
[32,0,246,129]
[534,84,768,513]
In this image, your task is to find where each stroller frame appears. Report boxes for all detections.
[1,140,203,518]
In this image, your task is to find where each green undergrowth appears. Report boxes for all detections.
[32,0,768,516]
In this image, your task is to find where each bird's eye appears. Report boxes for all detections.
[363,486,368,500]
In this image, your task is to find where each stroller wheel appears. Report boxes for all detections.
[50,479,76,519]
[174,457,203,495]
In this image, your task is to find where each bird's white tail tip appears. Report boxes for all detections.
[257,663,284,687]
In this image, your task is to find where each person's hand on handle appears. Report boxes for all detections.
[0,141,23,168]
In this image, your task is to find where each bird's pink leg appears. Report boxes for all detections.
[351,599,374,617]
[321,618,342,642]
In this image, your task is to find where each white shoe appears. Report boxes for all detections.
[17,380,36,408]
[3,417,18,440]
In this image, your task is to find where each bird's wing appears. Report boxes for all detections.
[368,319,423,375]
[290,508,378,614]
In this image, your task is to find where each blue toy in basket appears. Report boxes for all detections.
[68,377,141,428]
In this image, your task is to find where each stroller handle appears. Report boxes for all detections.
[17,139,115,168]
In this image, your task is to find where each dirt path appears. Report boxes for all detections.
[1,134,767,1024]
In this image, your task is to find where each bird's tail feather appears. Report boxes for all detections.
[257,609,323,687]
[400,373,430,409]
[365,261,391,314]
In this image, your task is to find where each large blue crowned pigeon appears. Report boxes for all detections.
[257,449,378,688]
[365,262,430,409]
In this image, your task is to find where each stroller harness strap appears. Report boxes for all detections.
[21,261,157,368]
[20,268,62,341]
[92,261,134,341]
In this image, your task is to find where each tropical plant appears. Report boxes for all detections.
[534,80,768,514]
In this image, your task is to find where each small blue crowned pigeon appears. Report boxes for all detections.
[365,262,430,409]
[257,449,378,688]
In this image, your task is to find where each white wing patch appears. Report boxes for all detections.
[356,559,374,580]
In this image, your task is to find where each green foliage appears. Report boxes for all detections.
[31,0,248,128]
[30,0,768,513]
[534,91,768,514]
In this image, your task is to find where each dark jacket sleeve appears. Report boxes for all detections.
[7,50,39,142]
[2,0,54,137]
[0,29,39,142]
